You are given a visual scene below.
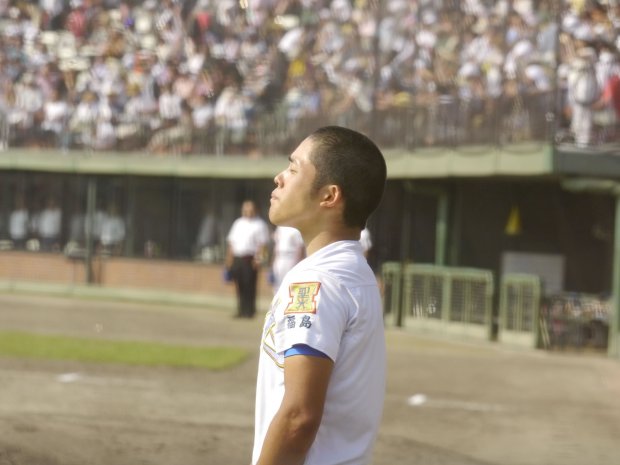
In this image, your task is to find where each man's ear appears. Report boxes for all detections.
[319,184,342,208]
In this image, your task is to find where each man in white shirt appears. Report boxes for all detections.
[253,126,387,465]
[99,204,126,255]
[9,196,29,249]
[225,200,270,318]
[34,196,62,252]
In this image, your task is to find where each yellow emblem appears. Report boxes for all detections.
[284,282,321,314]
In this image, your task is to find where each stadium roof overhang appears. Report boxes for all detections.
[0,144,555,179]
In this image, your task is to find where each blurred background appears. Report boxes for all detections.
[0,0,618,358]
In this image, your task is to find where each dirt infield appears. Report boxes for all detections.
[1,292,619,465]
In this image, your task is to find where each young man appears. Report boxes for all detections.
[252,126,387,465]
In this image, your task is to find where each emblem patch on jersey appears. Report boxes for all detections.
[284,282,321,315]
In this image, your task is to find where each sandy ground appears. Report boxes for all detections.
[0,292,619,465]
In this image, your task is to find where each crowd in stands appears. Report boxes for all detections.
[0,0,619,155]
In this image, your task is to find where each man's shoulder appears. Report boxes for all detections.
[297,256,375,289]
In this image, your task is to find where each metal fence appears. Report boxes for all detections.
[498,273,542,348]
[386,264,495,341]
[0,88,558,157]
[382,264,611,352]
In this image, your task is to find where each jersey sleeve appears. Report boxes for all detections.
[272,269,349,362]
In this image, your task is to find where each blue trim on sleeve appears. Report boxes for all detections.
[284,344,329,359]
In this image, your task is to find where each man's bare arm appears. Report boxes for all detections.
[256,354,333,465]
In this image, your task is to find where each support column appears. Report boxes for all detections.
[609,193,620,358]
[84,178,96,284]
[435,190,448,266]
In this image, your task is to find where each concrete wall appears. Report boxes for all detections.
[0,251,274,301]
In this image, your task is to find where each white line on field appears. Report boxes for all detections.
[55,372,153,388]
[57,372,82,383]
[407,393,506,412]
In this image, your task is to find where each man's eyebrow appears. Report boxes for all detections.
[288,155,297,164]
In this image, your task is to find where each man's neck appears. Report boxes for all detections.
[304,229,360,256]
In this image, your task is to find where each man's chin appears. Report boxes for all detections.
[268,210,281,226]
[268,212,291,228]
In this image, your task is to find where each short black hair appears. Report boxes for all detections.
[308,126,386,229]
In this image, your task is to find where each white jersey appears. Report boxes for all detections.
[253,240,385,465]
[359,227,372,254]
[272,226,304,288]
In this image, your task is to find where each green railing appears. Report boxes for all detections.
[390,264,495,340]
[498,274,542,348]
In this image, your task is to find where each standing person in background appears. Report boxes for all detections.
[270,225,305,291]
[253,126,387,465]
[225,199,270,319]
[567,47,599,147]
[194,200,220,263]
[9,195,29,249]
[99,203,126,255]
[34,196,62,252]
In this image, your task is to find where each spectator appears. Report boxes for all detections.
[99,203,125,255]
[33,196,62,252]
[39,0,65,30]
[214,76,251,153]
[173,65,196,101]
[116,82,156,150]
[92,89,119,150]
[567,47,599,147]
[69,89,99,148]
[157,80,183,128]
[148,99,193,154]
[191,92,215,130]
[40,87,71,148]
[1,0,620,154]
[7,72,44,147]
[9,195,29,249]
[592,49,620,142]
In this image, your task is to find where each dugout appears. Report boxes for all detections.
[0,148,618,358]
